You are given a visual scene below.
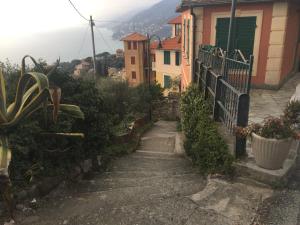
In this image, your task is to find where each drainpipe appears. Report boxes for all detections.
[191,7,197,83]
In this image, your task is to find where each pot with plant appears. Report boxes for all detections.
[236,117,297,170]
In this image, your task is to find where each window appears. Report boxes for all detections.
[131,56,135,65]
[132,71,136,79]
[183,19,186,51]
[164,75,171,89]
[175,24,182,36]
[187,19,190,59]
[133,41,137,50]
[175,52,181,66]
[164,51,171,65]
[128,42,131,50]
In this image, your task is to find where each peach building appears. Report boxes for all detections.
[177,0,300,90]
[121,33,149,86]
[151,15,182,96]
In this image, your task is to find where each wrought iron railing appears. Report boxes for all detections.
[195,46,253,157]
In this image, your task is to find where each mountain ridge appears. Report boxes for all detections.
[112,0,180,40]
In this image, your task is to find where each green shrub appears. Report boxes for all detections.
[180,85,233,175]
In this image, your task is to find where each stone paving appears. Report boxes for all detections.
[249,73,300,124]
[8,121,273,225]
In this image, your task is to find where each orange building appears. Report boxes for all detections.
[177,0,300,90]
[121,33,149,86]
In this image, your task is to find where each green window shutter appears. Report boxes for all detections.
[216,18,230,51]
[235,17,256,58]
[216,17,256,59]
[187,19,190,59]
[175,52,181,66]
[183,19,186,51]
[164,51,171,65]
[164,75,171,89]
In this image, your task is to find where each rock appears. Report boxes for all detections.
[63,220,68,224]
[3,219,15,225]
[16,190,28,200]
[81,159,93,173]
[22,207,35,216]
[290,83,300,102]
[16,204,25,211]
[70,166,82,180]
[29,198,38,209]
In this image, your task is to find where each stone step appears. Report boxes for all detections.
[109,156,192,172]
[139,136,175,153]
[74,172,204,193]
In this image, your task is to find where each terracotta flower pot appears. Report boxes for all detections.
[251,133,292,170]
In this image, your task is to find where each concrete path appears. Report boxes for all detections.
[11,121,272,225]
[249,73,300,123]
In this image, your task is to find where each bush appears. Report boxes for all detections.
[180,85,233,175]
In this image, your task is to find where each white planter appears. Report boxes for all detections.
[251,133,292,170]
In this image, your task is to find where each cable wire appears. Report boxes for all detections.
[67,0,89,21]
[94,26,114,52]
[77,24,89,58]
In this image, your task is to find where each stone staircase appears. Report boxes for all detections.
[15,121,274,225]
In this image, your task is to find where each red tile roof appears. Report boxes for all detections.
[121,32,148,41]
[168,15,182,24]
[151,36,182,51]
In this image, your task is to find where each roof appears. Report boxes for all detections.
[151,36,182,51]
[168,15,182,24]
[121,32,148,41]
[176,0,282,12]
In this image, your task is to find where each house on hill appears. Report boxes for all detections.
[177,0,300,90]
[121,33,150,86]
[151,15,183,95]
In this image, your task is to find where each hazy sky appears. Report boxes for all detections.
[0,0,160,39]
[0,0,161,63]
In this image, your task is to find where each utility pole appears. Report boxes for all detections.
[90,15,97,78]
[226,0,237,56]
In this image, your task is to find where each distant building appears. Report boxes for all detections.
[121,32,151,86]
[168,15,182,38]
[151,15,182,96]
[73,60,91,78]
[116,49,124,58]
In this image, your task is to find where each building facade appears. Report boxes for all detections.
[151,15,182,95]
[177,0,300,90]
[121,33,149,86]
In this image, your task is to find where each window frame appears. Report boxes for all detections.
[163,74,172,89]
[131,56,135,65]
[175,51,181,66]
[131,71,136,80]
[128,41,132,50]
[133,41,137,50]
[164,51,171,65]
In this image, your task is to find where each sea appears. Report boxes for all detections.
[0,26,123,65]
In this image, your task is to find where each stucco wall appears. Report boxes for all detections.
[154,49,181,95]
[202,3,273,86]
[124,41,146,86]
[280,3,300,80]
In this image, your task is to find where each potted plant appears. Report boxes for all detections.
[236,117,297,170]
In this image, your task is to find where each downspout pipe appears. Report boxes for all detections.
[191,7,196,83]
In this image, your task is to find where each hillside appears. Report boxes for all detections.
[112,0,180,40]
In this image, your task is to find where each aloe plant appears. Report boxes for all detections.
[0,56,84,218]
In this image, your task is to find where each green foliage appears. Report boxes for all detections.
[180,85,233,175]
[4,58,163,187]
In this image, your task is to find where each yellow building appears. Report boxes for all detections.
[151,15,182,96]
[121,33,149,86]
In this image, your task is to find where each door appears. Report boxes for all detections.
[216,16,257,59]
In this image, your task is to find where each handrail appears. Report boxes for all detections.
[234,49,247,63]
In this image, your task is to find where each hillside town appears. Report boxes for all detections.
[0,0,300,225]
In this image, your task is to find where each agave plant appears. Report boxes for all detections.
[0,56,84,218]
